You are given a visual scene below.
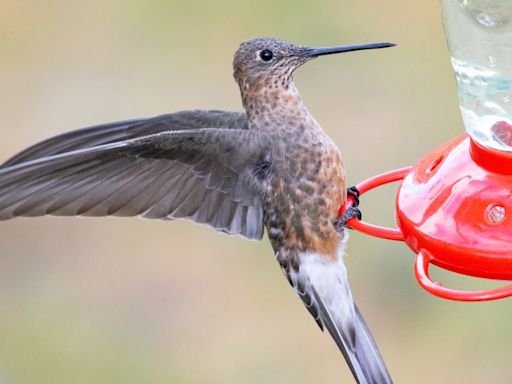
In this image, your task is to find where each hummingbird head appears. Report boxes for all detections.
[233,37,394,95]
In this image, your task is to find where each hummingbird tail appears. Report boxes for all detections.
[295,247,392,384]
[352,303,392,384]
[313,290,392,384]
[282,236,392,383]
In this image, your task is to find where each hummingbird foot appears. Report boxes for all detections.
[334,186,362,231]
[347,185,360,206]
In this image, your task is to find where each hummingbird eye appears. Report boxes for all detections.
[259,49,274,62]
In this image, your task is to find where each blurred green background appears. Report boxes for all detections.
[0,1,510,383]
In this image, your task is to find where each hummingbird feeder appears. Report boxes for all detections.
[340,0,512,301]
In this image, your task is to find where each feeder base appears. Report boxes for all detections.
[397,134,512,281]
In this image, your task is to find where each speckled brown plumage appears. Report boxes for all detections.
[0,37,394,384]
[233,38,345,258]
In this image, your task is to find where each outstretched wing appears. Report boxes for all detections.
[2,110,247,166]
[0,117,267,240]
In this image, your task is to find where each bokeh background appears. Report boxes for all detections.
[0,1,510,383]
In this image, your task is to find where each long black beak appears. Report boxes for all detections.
[305,42,395,57]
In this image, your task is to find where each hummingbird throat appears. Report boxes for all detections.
[242,81,308,125]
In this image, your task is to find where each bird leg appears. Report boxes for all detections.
[334,186,362,231]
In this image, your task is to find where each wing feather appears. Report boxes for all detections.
[1,110,247,167]
[0,113,266,240]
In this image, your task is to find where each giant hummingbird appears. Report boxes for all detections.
[0,37,394,383]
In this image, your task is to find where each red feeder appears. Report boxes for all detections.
[339,0,512,301]
[340,134,512,301]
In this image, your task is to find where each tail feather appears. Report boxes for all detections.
[313,286,391,384]
[278,236,391,382]
[353,304,392,384]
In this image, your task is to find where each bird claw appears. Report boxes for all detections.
[347,185,360,206]
[334,186,362,231]
[335,207,362,231]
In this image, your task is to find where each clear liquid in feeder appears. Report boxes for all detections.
[441,0,512,151]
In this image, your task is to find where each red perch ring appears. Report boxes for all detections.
[340,134,512,301]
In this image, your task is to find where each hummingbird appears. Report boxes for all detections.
[0,37,394,383]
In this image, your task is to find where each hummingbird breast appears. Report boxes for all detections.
[243,83,345,257]
[262,126,345,259]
